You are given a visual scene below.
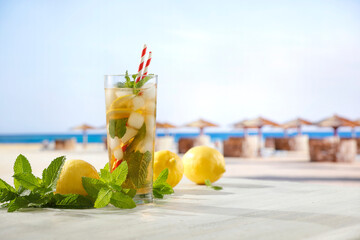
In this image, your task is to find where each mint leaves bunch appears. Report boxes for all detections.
[82,161,136,209]
[152,169,174,199]
[0,154,175,212]
[0,154,86,212]
[117,71,154,93]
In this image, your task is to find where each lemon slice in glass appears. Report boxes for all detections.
[110,94,134,109]
[106,108,132,119]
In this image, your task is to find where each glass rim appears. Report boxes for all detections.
[104,74,157,89]
[104,74,158,77]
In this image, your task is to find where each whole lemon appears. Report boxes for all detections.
[182,146,225,184]
[154,150,184,188]
[56,159,100,196]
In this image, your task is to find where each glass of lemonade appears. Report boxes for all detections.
[104,74,157,204]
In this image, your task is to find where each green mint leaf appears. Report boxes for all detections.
[132,74,139,94]
[127,151,152,188]
[42,168,47,182]
[19,189,31,197]
[111,161,128,186]
[35,186,53,196]
[13,173,40,191]
[37,177,43,185]
[124,71,133,88]
[204,179,212,187]
[159,183,174,195]
[13,154,32,190]
[110,191,136,209]
[153,182,174,199]
[204,179,223,191]
[152,188,163,199]
[43,156,66,190]
[103,162,110,171]
[135,75,153,89]
[122,177,136,189]
[109,183,122,192]
[0,178,16,192]
[82,177,108,199]
[100,169,111,183]
[122,188,136,198]
[117,82,126,88]
[99,163,111,182]
[14,154,32,174]
[16,185,26,195]
[109,118,128,139]
[117,72,153,91]
[153,168,169,187]
[153,170,174,199]
[7,197,29,212]
[0,189,17,203]
[94,188,113,208]
[23,192,50,207]
[125,123,146,153]
[55,194,94,209]
[131,74,137,81]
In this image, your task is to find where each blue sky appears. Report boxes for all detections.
[0,0,359,133]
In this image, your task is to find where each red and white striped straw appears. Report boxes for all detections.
[136,44,147,83]
[141,51,152,80]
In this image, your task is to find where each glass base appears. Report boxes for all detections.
[134,192,153,204]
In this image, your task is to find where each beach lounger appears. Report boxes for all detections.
[309,137,356,163]
[178,138,195,154]
[274,138,291,151]
[289,135,309,152]
[223,136,260,158]
[55,138,76,150]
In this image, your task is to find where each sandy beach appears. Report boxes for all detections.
[1,143,359,188]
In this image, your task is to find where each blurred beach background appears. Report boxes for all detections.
[0,1,359,186]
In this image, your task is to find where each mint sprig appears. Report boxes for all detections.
[204,179,223,191]
[13,154,32,190]
[0,155,67,212]
[118,71,154,94]
[82,161,136,209]
[42,156,65,190]
[153,169,174,199]
[0,154,137,212]
[109,118,127,139]
[0,154,176,212]
[127,151,152,188]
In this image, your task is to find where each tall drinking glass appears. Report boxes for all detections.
[104,74,157,204]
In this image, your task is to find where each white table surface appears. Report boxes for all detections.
[1,177,360,240]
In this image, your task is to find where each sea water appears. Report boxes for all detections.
[0,131,358,143]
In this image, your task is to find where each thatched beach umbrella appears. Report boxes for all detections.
[156,122,177,135]
[71,124,96,148]
[156,122,165,128]
[161,122,177,129]
[185,119,218,135]
[316,114,357,137]
[233,120,249,136]
[281,118,312,136]
[234,117,280,137]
